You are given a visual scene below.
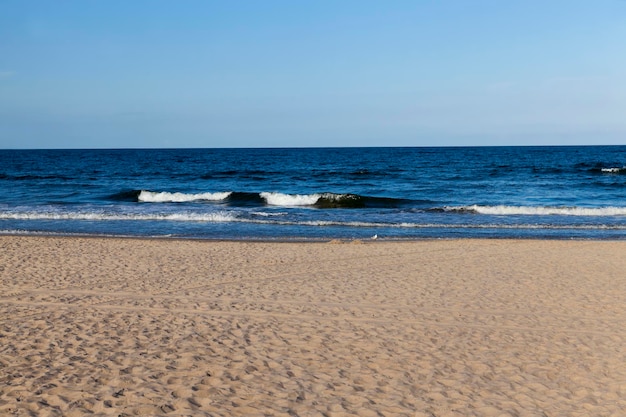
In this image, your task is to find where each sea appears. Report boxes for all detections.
[2,146,626,240]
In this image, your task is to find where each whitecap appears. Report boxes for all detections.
[260,192,321,206]
[138,190,231,203]
[601,167,626,173]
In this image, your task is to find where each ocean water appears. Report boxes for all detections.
[2,146,626,240]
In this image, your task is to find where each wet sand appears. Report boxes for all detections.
[1,236,625,416]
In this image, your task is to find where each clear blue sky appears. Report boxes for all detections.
[1,0,625,148]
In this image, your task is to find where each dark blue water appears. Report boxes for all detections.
[2,146,626,240]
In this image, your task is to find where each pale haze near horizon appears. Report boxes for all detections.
[1,0,625,149]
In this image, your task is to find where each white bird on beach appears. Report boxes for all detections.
[371,234,378,240]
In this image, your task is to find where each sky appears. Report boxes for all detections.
[1,0,625,149]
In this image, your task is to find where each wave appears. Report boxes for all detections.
[317,194,411,209]
[260,192,320,206]
[138,190,232,203]
[443,205,626,216]
[107,190,142,201]
[600,167,626,174]
[102,189,626,216]
[578,162,626,174]
[259,192,413,208]
[108,189,412,208]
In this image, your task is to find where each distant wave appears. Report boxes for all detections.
[600,167,626,174]
[443,205,626,216]
[579,162,626,174]
[109,189,412,209]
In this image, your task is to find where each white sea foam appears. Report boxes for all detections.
[3,211,626,232]
[446,205,626,216]
[260,192,321,206]
[138,190,232,203]
[251,211,288,217]
[0,210,238,222]
[268,220,626,230]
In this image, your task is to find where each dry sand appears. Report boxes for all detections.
[1,236,625,417]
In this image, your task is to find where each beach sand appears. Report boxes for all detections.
[1,236,625,416]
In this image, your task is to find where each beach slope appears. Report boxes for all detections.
[1,237,625,416]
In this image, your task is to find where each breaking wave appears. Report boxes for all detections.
[138,190,232,203]
[109,189,412,208]
[259,192,412,208]
[260,192,321,206]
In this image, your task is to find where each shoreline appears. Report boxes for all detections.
[2,230,626,243]
[2,236,625,416]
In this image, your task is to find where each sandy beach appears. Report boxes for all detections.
[1,236,625,416]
